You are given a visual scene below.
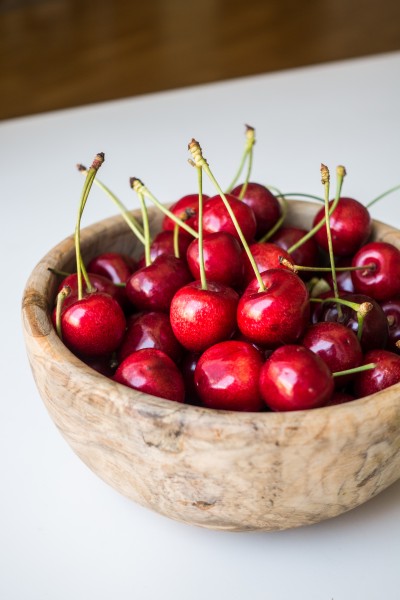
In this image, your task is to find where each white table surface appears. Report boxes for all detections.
[2,51,400,600]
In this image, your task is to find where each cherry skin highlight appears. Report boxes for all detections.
[231,182,281,239]
[351,241,400,301]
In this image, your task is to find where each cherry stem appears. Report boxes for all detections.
[130,178,199,240]
[55,285,71,340]
[280,259,376,274]
[188,138,266,292]
[225,125,256,194]
[310,296,372,342]
[77,165,145,244]
[134,186,151,267]
[278,192,325,203]
[196,165,207,290]
[258,194,288,243]
[332,362,376,378]
[321,164,341,311]
[173,223,180,259]
[75,153,104,300]
[287,165,346,255]
[366,183,400,209]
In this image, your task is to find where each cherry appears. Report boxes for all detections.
[315,292,389,351]
[351,241,400,301]
[353,349,400,398]
[199,193,257,243]
[137,230,193,266]
[87,252,137,284]
[270,226,320,275]
[61,292,126,357]
[380,298,400,353]
[117,311,183,364]
[186,231,244,289]
[56,272,124,310]
[301,321,362,388]
[324,257,355,293]
[170,281,239,352]
[313,197,372,257]
[180,351,202,405]
[237,269,310,347]
[259,345,334,411]
[242,242,292,287]
[125,254,192,313]
[194,340,264,411]
[161,193,208,231]
[325,391,355,406]
[114,348,185,403]
[230,182,281,239]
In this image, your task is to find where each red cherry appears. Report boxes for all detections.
[125,255,192,313]
[324,257,355,293]
[137,230,193,267]
[57,272,125,310]
[237,269,310,347]
[351,241,400,301]
[117,311,183,364]
[194,340,264,411]
[199,194,257,243]
[170,281,239,352]
[61,292,126,357]
[180,351,202,405]
[259,345,334,411]
[230,182,281,239]
[313,197,372,257]
[270,226,320,277]
[162,193,207,231]
[87,252,136,284]
[380,298,400,353]
[353,349,400,398]
[301,321,362,388]
[242,242,292,287]
[186,231,244,289]
[114,348,185,403]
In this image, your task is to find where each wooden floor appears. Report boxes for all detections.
[1,0,400,120]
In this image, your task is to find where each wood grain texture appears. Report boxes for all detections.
[21,201,400,531]
[2,0,400,119]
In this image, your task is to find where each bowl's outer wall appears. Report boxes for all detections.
[22,202,400,531]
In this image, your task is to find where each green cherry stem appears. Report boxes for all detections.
[287,165,346,255]
[75,152,104,300]
[196,165,207,290]
[258,194,288,242]
[279,192,325,203]
[188,138,266,292]
[131,180,152,267]
[55,285,71,340]
[366,183,400,209]
[77,165,146,245]
[280,258,375,274]
[321,164,341,314]
[225,125,256,195]
[130,178,199,240]
[332,363,376,378]
[173,224,181,259]
[310,296,373,342]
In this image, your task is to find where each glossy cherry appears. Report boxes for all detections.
[199,193,257,243]
[194,340,264,411]
[230,182,281,239]
[170,281,239,352]
[237,269,310,347]
[242,242,292,287]
[56,272,126,311]
[117,311,183,364]
[270,226,320,278]
[380,298,400,353]
[186,231,244,289]
[353,349,400,398]
[259,345,334,411]
[114,348,185,402]
[161,193,208,231]
[313,197,372,257]
[351,241,400,301]
[87,252,137,284]
[301,321,362,388]
[137,230,193,266]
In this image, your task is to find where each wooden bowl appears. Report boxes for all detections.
[21,201,400,531]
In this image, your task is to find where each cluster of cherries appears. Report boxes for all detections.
[52,133,400,412]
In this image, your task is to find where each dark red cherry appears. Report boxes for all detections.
[162,193,208,231]
[301,321,362,388]
[353,349,400,398]
[117,311,183,364]
[87,252,136,284]
[230,182,281,239]
[325,391,355,406]
[114,348,185,403]
[199,194,257,243]
[380,298,400,353]
[242,242,292,287]
[125,255,192,313]
[259,345,334,411]
[186,231,244,289]
[270,226,320,275]
[324,257,355,293]
[351,241,400,301]
[313,197,372,257]
[61,292,126,357]
[137,230,193,267]
[170,281,239,352]
[180,351,202,405]
[194,340,264,412]
[57,272,124,310]
[237,269,310,347]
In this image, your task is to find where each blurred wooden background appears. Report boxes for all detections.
[1,0,400,120]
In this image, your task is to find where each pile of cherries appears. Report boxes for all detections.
[52,138,400,412]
